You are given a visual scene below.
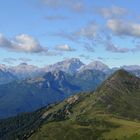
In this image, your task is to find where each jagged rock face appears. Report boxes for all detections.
[40,71,80,92]
[43,58,85,74]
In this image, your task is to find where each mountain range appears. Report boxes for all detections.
[0,58,85,82]
[0,58,140,84]
[0,69,140,140]
[0,69,107,118]
[0,58,140,118]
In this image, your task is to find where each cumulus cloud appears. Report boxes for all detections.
[54,22,99,41]
[0,34,48,53]
[53,22,99,47]
[97,6,127,18]
[53,18,140,54]
[0,34,12,48]
[55,44,75,51]
[103,36,140,53]
[41,0,84,12]
[107,19,140,38]
[53,22,99,52]
[75,22,99,40]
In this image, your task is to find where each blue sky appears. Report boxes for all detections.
[0,0,140,67]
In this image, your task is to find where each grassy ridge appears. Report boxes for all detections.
[29,93,140,140]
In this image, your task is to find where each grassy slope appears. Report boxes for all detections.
[29,93,140,140]
[29,118,140,140]
[94,70,140,120]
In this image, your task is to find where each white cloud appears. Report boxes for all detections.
[75,22,98,40]
[97,6,126,18]
[55,22,99,42]
[0,34,12,48]
[41,0,84,12]
[105,42,129,53]
[0,34,47,53]
[53,22,100,52]
[104,37,140,53]
[55,44,75,51]
[107,19,140,38]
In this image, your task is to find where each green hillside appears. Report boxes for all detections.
[95,69,140,120]
[0,69,140,140]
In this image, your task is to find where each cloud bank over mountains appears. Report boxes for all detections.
[107,19,140,38]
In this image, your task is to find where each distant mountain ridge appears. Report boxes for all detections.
[0,58,140,84]
[79,60,110,72]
